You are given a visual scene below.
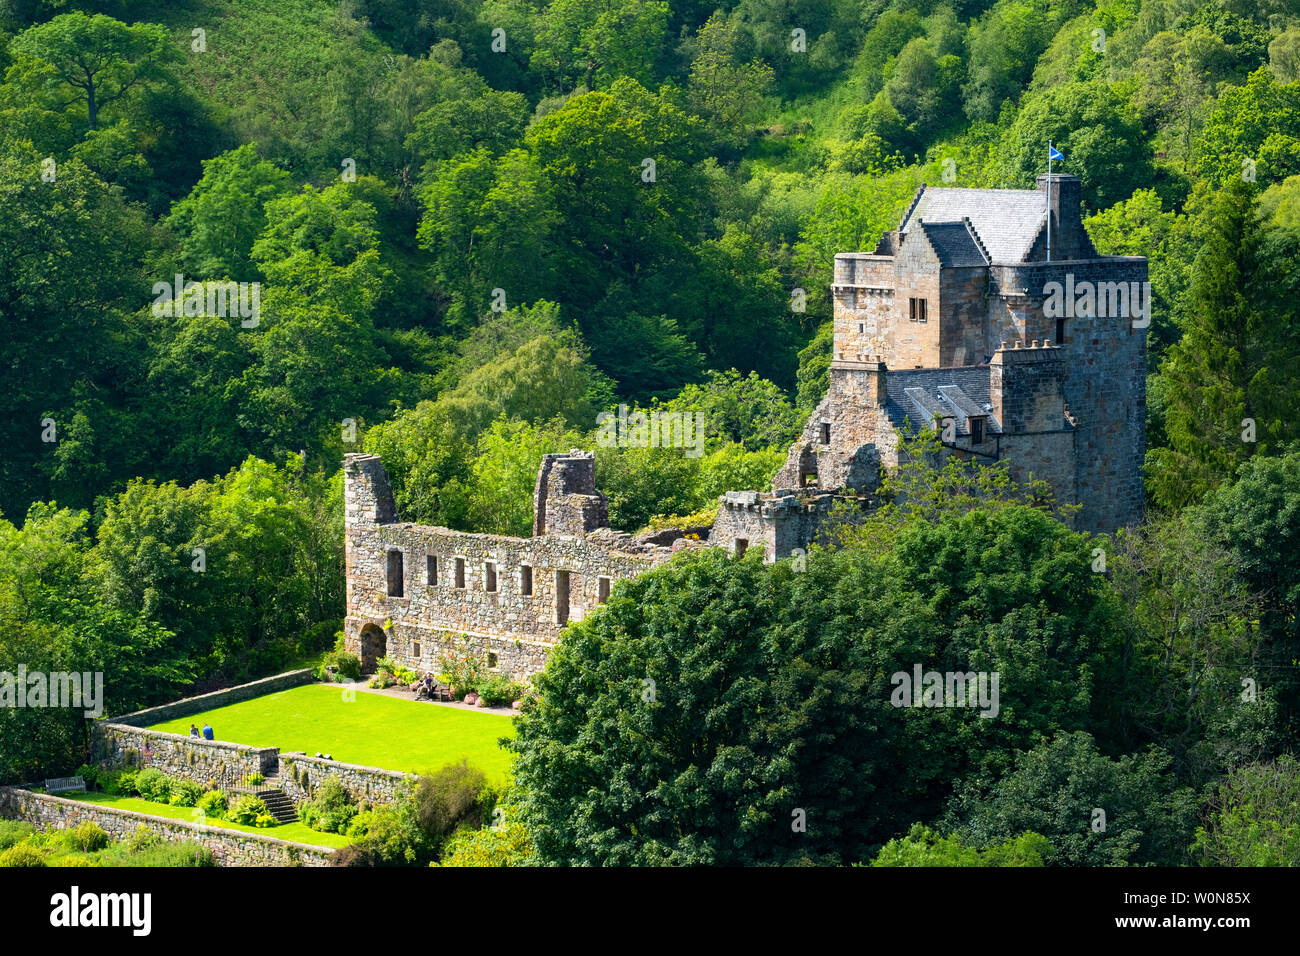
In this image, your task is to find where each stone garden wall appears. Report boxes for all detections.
[109,668,315,727]
[278,753,414,806]
[0,787,334,867]
[91,724,278,788]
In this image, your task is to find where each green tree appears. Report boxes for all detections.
[10,12,172,130]
[167,144,294,280]
[871,824,1050,867]
[944,731,1198,866]
[995,79,1154,211]
[1148,180,1300,509]
[1194,756,1300,866]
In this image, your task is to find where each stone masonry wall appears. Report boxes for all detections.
[92,724,278,788]
[0,787,334,867]
[278,753,414,806]
[110,669,315,727]
[345,453,674,681]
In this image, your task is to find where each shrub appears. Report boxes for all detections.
[70,822,110,853]
[102,768,138,797]
[476,675,525,707]
[345,809,373,838]
[123,825,157,853]
[124,841,215,867]
[134,768,171,803]
[196,789,228,819]
[299,777,357,834]
[335,652,362,681]
[254,814,278,828]
[168,780,204,807]
[0,842,45,867]
[414,761,493,845]
[0,821,35,850]
[243,772,265,787]
[437,820,535,867]
[74,763,99,790]
[229,795,269,826]
[436,651,486,697]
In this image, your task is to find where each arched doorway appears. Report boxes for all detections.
[359,623,387,673]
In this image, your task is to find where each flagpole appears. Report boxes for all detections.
[1047,141,1053,263]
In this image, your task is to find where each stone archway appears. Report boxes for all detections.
[359,623,387,673]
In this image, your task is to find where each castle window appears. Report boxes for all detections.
[520,564,533,596]
[820,422,831,445]
[386,549,404,597]
[735,538,749,557]
[971,417,985,444]
[909,297,927,323]
[555,570,571,625]
[427,555,437,586]
[485,561,497,592]
[598,577,611,603]
[487,652,499,670]
[455,557,465,589]
[858,323,865,333]
[413,641,421,658]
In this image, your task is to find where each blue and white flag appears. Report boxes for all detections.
[1048,145,1064,162]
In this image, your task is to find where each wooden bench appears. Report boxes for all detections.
[45,776,86,795]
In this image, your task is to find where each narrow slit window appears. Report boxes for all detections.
[520,565,533,596]
[735,538,748,558]
[455,557,465,589]
[427,555,438,586]
[485,561,497,592]
[386,549,404,597]
[820,422,831,445]
[598,577,611,603]
[555,570,570,625]
[413,641,421,658]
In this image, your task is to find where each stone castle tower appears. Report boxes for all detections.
[728,174,1147,556]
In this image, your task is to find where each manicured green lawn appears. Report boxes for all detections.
[63,791,353,849]
[150,684,515,784]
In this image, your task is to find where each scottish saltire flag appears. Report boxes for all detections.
[1049,145,1064,162]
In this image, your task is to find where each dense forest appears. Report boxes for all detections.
[2,0,1300,865]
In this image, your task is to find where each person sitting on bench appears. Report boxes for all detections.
[202,723,214,740]
[189,724,201,738]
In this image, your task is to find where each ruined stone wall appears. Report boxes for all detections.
[0,787,334,867]
[711,491,840,562]
[774,361,894,492]
[344,454,670,681]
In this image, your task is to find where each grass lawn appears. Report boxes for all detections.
[62,791,353,849]
[150,684,515,784]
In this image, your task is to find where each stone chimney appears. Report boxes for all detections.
[1036,173,1093,260]
[533,450,609,536]
[343,453,396,529]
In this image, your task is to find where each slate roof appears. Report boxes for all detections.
[900,186,1047,263]
[886,366,1001,435]
[917,220,988,268]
